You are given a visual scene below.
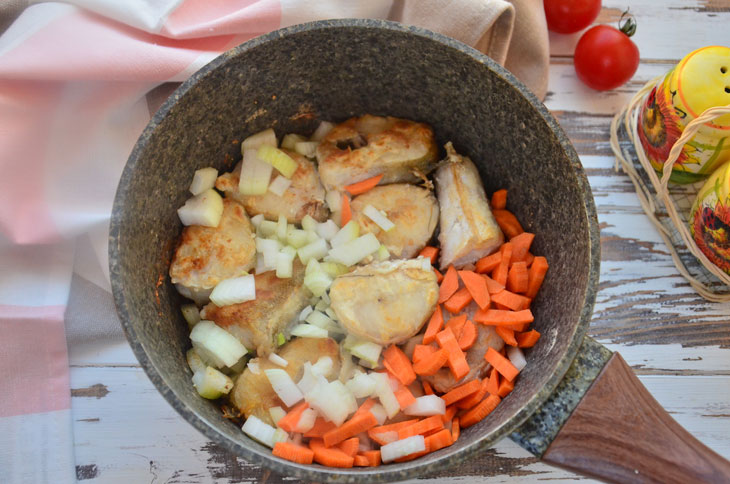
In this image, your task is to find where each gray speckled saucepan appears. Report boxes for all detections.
[111,19,728,484]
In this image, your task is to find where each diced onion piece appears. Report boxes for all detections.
[255,253,273,274]
[190,321,247,368]
[305,378,356,426]
[507,346,527,372]
[250,214,265,227]
[363,204,395,232]
[339,351,356,383]
[299,305,314,321]
[303,270,333,297]
[269,406,286,425]
[324,307,338,321]
[210,274,255,307]
[256,237,281,268]
[242,415,277,448]
[316,219,339,241]
[314,299,328,312]
[349,341,382,367]
[186,348,206,373]
[297,363,318,394]
[281,133,307,150]
[381,435,426,463]
[327,233,380,267]
[177,188,224,227]
[257,145,298,178]
[268,175,292,196]
[264,368,304,407]
[192,366,233,399]
[311,356,334,377]
[276,249,295,279]
[257,220,278,238]
[306,230,320,243]
[272,427,289,445]
[325,191,342,213]
[294,408,318,433]
[301,215,318,232]
[305,310,333,329]
[345,372,377,399]
[371,372,400,418]
[310,121,334,141]
[290,324,328,339]
[330,220,359,248]
[370,403,388,425]
[294,141,319,158]
[275,215,287,241]
[418,255,432,270]
[297,238,329,265]
[226,357,247,375]
[247,360,261,375]
[242,128,277,151]
[181,304,201,330]
[320,291,331,305]
[286,227,309,248]
[404,395,446,416]
[320,261,348,278]
[239,149,273,195]
[377,244,390,261]
[189,167,218,195]
[358,433,373,452]
[268,353,288,367]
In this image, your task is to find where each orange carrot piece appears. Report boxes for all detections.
[451,417,461,442]
[426,428,453,453]
[483,274,505,294]
[485,347,519,382]
[344,174,383,196]
[337,437,360,457]
[354,450,381,467]
[458,377,490,409]
[323,411,378,447]
[435,327,470,380]
[312,445,355,468]
[398,415,444,440]
[458,270,491,309]
[525,252,535,266]
[413,344,438,363]
[510,232,535,263]
[458,320,478,351]
[474,308,534,326]
[491,189,507,210]
[444,287,473,314]
[492,243,512,286]
[441,378,482,406]
[492,289,530,311]
[438,265,459,303]
[493,209,524,239]
[368,420,419,445]
[526,256,549,299]
[413,348,449,376]
[486,367,500,396]
[497,377,514,397]
[441,404,458,424]
[495,326,518,347]
[277,401,309,433]
[475,252,501,274]
[383,345,417,386]
[434,268,444,284]
[273,442,314,465]
[423,305,444,345]
[304,417,337,438]
[354,398,377,418]
[445,314,467,339]
[422,380,434,395]
[341,193,352,226]
[517,329,541,348]
[507,261,529,294]
[394,382,417,409]
[419,246,439,264]
[460,394,501,428]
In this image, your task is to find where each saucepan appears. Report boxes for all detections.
[109,19,730,482]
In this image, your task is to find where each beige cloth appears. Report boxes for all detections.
[392,0,549,100]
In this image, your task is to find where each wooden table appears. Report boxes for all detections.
[70,1,730,481]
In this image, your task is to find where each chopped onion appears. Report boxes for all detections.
[508,346,527,372]
[348,341,382,367]
[377,244,390,261]
[305,310,333,329]
[320,261,348,278]
[242,415,277,448]
[257,220,278,238]
[177,188,224,227]
[189,167,218,195]
[381,435,426,463]
[226,357,247,375]
[257,145,298,178]
[358,433,373,452]
[327,233,380,266]
[239,148,273,196]
[404,395,446,416]
[316,219,340,241]
[268,353,288,367]
[324,307,339,321]
[310,121,334,141]
[330,220,359,248]
[363,204,395,232]
[186,348,206,373]
[268,175,292,196]
[181,304,201,330]
[269,406,286,425]
[305,378,356,426]
[311,356,334,377]
[250,214,264,227]
[273,428,289,445]
[301,215,318,232]
[290,323,328,338]
[286,227,309,248]
[255,253,274,274]
[192,366,233,399]
[294,408,317,433]
[265,368,304,407]
[314,299,328,312]
[371,372,400,418]
[325,190,342,213]
[303,270,333,297]
[320,291,331,305]
[275,249,295,279]
[298,305,314,321]
[281,133,306,150]
[297,363,318,394]
[418,255,432,270]
[256,237,281,268]
[247,360,261,375]
[210,274,255,307]
[241,128,277,151]
[297,238,329,265]
[370,403,388,425]
[338,351,356,382]
[294,141,319,158]
[345,372,376,398]
[276,215,287,241]
[190,321,247,368]
[373,431,399,446]
[305,230,320,243]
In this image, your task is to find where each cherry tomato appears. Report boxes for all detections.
[573,15,639,91]
[544,0,602,34]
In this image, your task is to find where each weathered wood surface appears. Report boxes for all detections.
[71,0,730,482]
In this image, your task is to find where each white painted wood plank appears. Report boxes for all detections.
[603,343,730,373]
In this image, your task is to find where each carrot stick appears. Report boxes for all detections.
[457,377,490,409]
[510,232,535,263]
[419,246,439,264]
[323,411,378,447]
[304,417,337,438]
[394,382,417,409]
[277,401,309,432]
[344,174,383,196]
[516,329,541,348]
[383,345,417,386]
[441,378,481,406]
[444,287,472,314]
[492,243,512,286]
[435,327,470,380]
[497,377,514,397]
[433,268,444,284]
[354,450,381,467]
[398,415,444,439]
[273,442,314,465]
[422,380,434,395]
[368,420,419,439]
[458,320,478,351]
[526,256,549,299]
[341,193,352,226]
[491,189,507,210]
[441,404,458,424]
[445,314,467,339]
[493,209,524,239]
[492,289,530,311]
[475,252,501,274]
[483,274,505,294]
[485,347,519,382]
[458,270,491,309]
[422,305,444,345]
[425,428,453,452]
[507,261,529,294]
[438,265,459,303]
[486,367,500,396]
[474,308,534,325]
[353,398,377,418]
[413,344,438,363]
[451,417,461,442]
[460,394,501,428]
[312,445,355,468]
[413,348,449,376]
[525,252,535,267]
[495,326,518,347]
[337,437,360,457]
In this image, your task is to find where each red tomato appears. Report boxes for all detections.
[544,0,602,34]
[574,24,640,91]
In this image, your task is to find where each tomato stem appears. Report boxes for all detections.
[619,8,637,37]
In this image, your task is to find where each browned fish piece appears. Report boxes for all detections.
[230,337,341,426]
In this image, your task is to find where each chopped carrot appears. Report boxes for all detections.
[491,189,507,210]
[485,347,519,382]
[525,252,535,267]
[273,442,314,465]
[434,268,444,283]
[445,314,467,339]
[458,377,490,409]
[323,410,378,447]
[438,265,459,303]
[277,401,309,433]
[510,232,535,263]
[426,428,453,453]
[475,252,501,274]
[526,256,549,299]
[507,261,529,294]
[312,444,355,468]
[474,308,534,326]
[353,398,377,418]
[309,438,325,450]
[413,344,438,363]
[517,329,541,348]
[394,382,417,409]
[492,243,512,286]
[435,328,470,380]
[441,404,458,424]
[444,287,472,313]
[451,417,461,442]
[495,326,518,346]
[337,437,360,457]
[304,417,337,438]
[458,270,491,309]
[483,274,505,294]
[422,380,434,395]
[344,174,383,196]
[460,394,501,428]
[419,246,439,264]
[383,345,417,386]
[492,289,531,311]
[497,377,514,397]
[341,193,352,226]
[413,348,449,376]
[368,420,419,441]
[457,320,478,351]
[493,209,524,239]
[354,450,381,467]
[441,378,481,406]
[398,415,444,439]
[423,305,444,345]
[486,367,500,396]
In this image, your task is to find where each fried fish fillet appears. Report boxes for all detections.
[435,143,503,270]
[316,115,439,192]
[350,184,439,259]
[230,337,341,426]
[329,259,438,345]
[169,198,256,301]
[215,150,328,223]
[200,261,310,356]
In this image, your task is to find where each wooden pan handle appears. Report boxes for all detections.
[541,353,730,483]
